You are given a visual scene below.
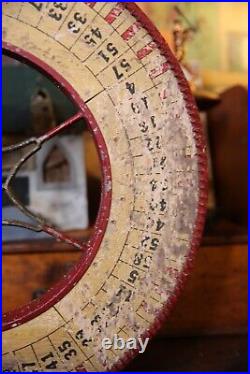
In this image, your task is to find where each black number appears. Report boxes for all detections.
[21,362,37,372]
[76,329,92,347]
[41,352,53,362]
[68,12,87,34]
[156,218,165,231]
[161,178,168,192]
[160,156,167,169]
[141,235,150,248]
[159,198,167,212]
[74,12,87,24]
[48,3,67,21]
[156,136,161,149]
[133,253,151,269]
[150,179,157,192]
[68,20,80,33]
[150,238,159,251]
[130,96,152,119]
[150,115,157,128]
[141,96,149,109]
[143,255,152,269]
[115,284,132,302]
[113,59,131,80]
[98,50,109,63]
[138,121,148,133]
[126,82,135,95]
[58,341,77,361]
[84,27,102,46]
[41,352,58,370]
[48,8,62,21]
[98,43,118,63]
[106,300,120,317]
[131,102,140,114]
[153,156,167,170]
[92,27,102,39]
[76,329,84,339]
[84,34,96,46]
[128,269,139,284]
[125,289,132,301]
[91,314,101,325]
[146,137,153,152]
[150,199,157,211]
[121,59,131,71]
[29,2,43,11]
[145,136,161,152]
[65,350,77,361]
[133,253,143,266]
[53,2,68,10]
[58,340,71,353]
[107,42,118,56]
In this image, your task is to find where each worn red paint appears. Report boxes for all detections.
[121,21,142,41]
[149,61,169,79]
[105,3,124,24]
[136,41,157,60]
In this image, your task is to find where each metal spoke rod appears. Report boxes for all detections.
[2,112,85,250]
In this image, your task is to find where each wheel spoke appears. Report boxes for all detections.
[2,111,86,250]
[2,219,43,232]
[39,111,84,143]
[42,225,84,250]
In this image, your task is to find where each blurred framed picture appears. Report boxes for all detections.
[228,32,248,72]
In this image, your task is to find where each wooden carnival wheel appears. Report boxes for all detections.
[2,2,207,372]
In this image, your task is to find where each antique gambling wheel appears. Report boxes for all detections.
[2,2,207,372]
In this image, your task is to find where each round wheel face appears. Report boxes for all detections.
[2,2,207,372]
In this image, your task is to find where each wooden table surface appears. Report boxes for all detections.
[3,243,248,371]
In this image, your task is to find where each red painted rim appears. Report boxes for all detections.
[2,3,208,371]
[2,42,112,331]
